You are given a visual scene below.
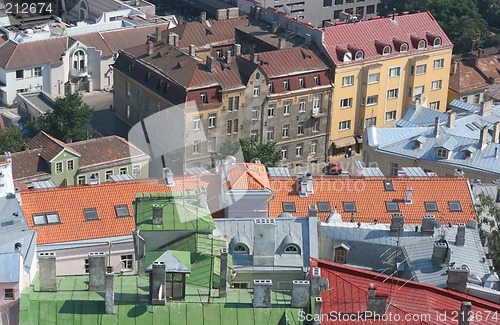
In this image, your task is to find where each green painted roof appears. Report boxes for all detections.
[135,193,214,231]
[20,274,303,325]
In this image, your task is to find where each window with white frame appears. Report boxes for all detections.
[474,93,480,103]
[282,124,290,138]
[26,69,33,78]
[227,120,232,134]
[132,165,141,176]
[283,101,291,115]
[433,59,444,69]
[252,107,260,120]
[193,140,201,154]
[314,74,320,85]
[415,64,427,75]
[365,117,376,127]
[366,95,378,106]
[299,77,305,88]
[121,255,133,270]
[16,69,24,79]
[105,170,113,181]
[388,67,400,78]
[34,67,42,77]
[429,101,440,110]
[90,172,99,183]
[200,92,208,104]
[193,115,201,130]
[313,94,321,114]
[268,83,274,93]
[281,147,288,160]
[55,162,63,173]
[297,122,304,135]
[414,86,424,97]
[355,51,364,59]
[389,162,399,176]
[400,43,408,52]
[67,159,74,171]
[368,72,380,84]
[117,167,127,175]
[436,148,448,158]
[431,80,442,90]
[77,175,86,185]
[208,113,216,128]
[234,96,239,110]
[385,110,397,121]
[268,104,275,117]
[228,97,233,111]
[311,141,317,153]
[418,40,426,49]
[433,37,442,46]
[383,46,391,55]
[339,120,351,130]
[233,119,238,133]
[267,127,274,140]
[296,145,303,157]
[251,130,259,141]
[253,86,260,96]
[387,89,399,99]
[299,98,306,112]
[340,98,352,108]
[207,137,216,152]
[313,119,320,132]
[342,75,354,86]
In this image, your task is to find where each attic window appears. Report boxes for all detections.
[233,244,249,254]
[32,212,60,226]
[433,37,441,46]
[413,140,422,149]
[448,201,462,212]
[283,202,296,212]
[383,180,394,191]
[334,247,347,263]
[343,202,357,213]
[385,201,400,212]
[355,51,364,60]
[400,43,408,52]
[115,205,130,218]
[425,201,438,212]
[84,208,99,221]
[284,244,300,254]
[436,148,448,159]
[383,46,391,55]
[418,40,426,49]
[462,150,472,158]
[318,202,332,212]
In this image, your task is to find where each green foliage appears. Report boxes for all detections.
[30,92,93,142]
[476,191,500,271]
[477,0,500,29]
[213,138,282,167]
[0,127,26,153]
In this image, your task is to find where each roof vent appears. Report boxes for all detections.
[403,188,413,204]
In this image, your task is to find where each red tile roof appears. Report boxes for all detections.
[0,38,68,70]
[269,177,476,224]
[449,49,500,94]
[323,12,452,66]
[27,131,80,162]
[225,163,270,190]
[100,24,170,53]
[312,258,499,325]
[20,178,210,244]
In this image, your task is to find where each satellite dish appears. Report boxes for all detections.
[211,229,222,239]
[283,4,291,16]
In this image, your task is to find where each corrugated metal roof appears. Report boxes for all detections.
[267,167,292,178]
[32,180,57,189]
[401,167,429,177]
[0,253,20,283]
[397,105,449,127]
[450,99,481,113]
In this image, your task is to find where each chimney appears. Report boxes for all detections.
[233,43,241,56]
[431,241,448,265]
[88,252,106,291]
[154,26,160,41]
[390,213,404,234]
[291,280,310,308]
[459,302,472,325]
[189,44,196,57]
[147,41,154,55]
[479,126,488,150]
[454,168,465,177]
[226,50,232,63]
[455,223,466,246]
[447,266,470,292]
[277,37,285,50]
[252,279,272,307]
[306,173,314,194]
[451,60,458,75]
[163,167,175,186]
[150,261,166,305]
[492,122,500,144]
[367,284,388,316]
[251,53,259,64]
[433,117,440,137]
[168,32,178,47]
[447,111,456,128]
[105,267,115,314]
[310,267,321,297]
[200,11,207,24]
[469,53,479,66]
[312,296,322,325]
[152,204,164,225]
[305,34,311,45]
[197,185,207,208]
[308,204,317,218]
[421,215,436,235]
[404,188,413,204]
[38,252,57,292]
[206,56,215,72]
[219,248,228,298]
[481,100,493,116]
[253,219,276,266]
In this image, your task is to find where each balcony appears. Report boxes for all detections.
[69,67,88,78]
[311,107,327,118]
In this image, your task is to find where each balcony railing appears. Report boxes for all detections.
[69,67,88,77]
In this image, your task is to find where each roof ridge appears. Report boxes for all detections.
[3,40,17,70]
[39,131,80,156]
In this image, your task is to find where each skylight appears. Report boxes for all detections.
[318,202,332,213]
[343,202,357,213]
[448,201,462,212]
[385,202,400,212]
[84,208,99,221]
[32,212,61,226]
[115,205,130,218]
[383,180,394,191]
[283,202,296,213]
[424,201,438,212]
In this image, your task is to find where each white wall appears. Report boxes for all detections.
[2,63,51,105]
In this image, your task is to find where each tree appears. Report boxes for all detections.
[213,138,282,167]
[476,191,500,271]
[477,0,500,29]
[0,127,26,153]
[30,92,93,142]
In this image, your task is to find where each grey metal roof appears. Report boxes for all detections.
[319,222,491,289]
[0,253,20,283]
[267,167,292,178]
[472,183,500,232]
[396,105,449,127]
[450,99,481,114]
[109,174,135,182]
[19,91,55,114]
[32,180,57,189]
[400,167,429,177]
[145,250,190,274]
[185,166,212,175]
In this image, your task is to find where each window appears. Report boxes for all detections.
[366,4,375,14]
[311,141,317,153]
[429,101,440,110]
[193,140,201,154]
[313,94,321,114]
[343,202,357,212]
[233,244,248,253]
[233,283,248,289]
[434,59,444,69]
[318,202,331,212]
[366,95,378,106]
[84,208,99,221]
[233,119,238,133]
[386,202,400,212]
[313,119,320,132]
[33,212,61,226]
[208,113,217,128]
[67,160,74,171]
[425,201,438,212]
[383,46,391,55]
[268,83,274,93]
[252,107,260,120]
[119,167,127,174]
[283,101,291,115]
[388,67,400,78]
[297,122,304,135]
[283,202,297,212]
[84,259,89,273]
[474,93,480,104]
[132,165,141,176]
[267,127,275,141]
[431,80,442,90]
[416,64,427,75]
[323,0,332,6]
[334,248,347,263]
[365,117,376,127]
[383,180,394,191]
[105,170,113,181]
[448,201,462,212]
[228,97,233,111]
[268,104,275,117]
[367,72,380,84]
[355,51,364,59]
[121,255,133,270]
[356,6,364,16]
[334,10,341,19]
[434,37,442,46]
[299,77,305,88]
[16,69,23,79]
[314,75,320,85]
[400,43,408,52]
[436,148,448,158]
[34,67,42,77]
[234,96,240,110]
[418,40,426,49]
[26,69,33,78]
[389,163,399,176]
[295,145,303,157]
[339,120,351,130]
[4,289,14,300]
[283,80,290,90]
[56,162,62,174]
[115,205,130,218]
[385,110,397,121]
[284,244,300,254]
[90,172,99,183]
[251,130,258,141]
[340,98,352,108]
[282,124,290,138]
[387,89,399,99]
[335,0,343,4]
[342,75,354,86]
[299,98,306,113]
[280,147,288,159]
[200,92,208,104]
[414,86,425,97]
[77,175,86,185]
[253,86,260,97]
[207,137,216,152]
[227,120,232,134]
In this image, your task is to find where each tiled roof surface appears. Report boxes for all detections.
[268,177,476,224]
[323,12,452,66]
[100,24,169,53]
[164,17,249,49]
[9,149,51,182]
[27,131,80,162]
[70,32,114,57]
[225,163,271,190]
[0,38,68,70]
[20,178,208,244]
[486,83,500,101]
[313,258,500,325]
[449,50,500,94]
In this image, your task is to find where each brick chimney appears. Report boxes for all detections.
[434,117,440,137]
[432,241,448,265]
[479,126,488,150]
[251,53,260,64]
[447,111,456,128]
[200,11,207,24]
[233,44,241,56]
[481,100,493,116]
[421,215,435,236]
[88,252,106,291]
[206,56,215,72]
[39,252,57,292]
[455,223,466,246]
[147,41,154,55]
[310,267,321,297]
[313,296,322,325]
[163,167,175,186]
[390,213,404,234]
[189,44,196,57]
[492,122,500,144]
[277,37,285,50]
[447,266,470,292]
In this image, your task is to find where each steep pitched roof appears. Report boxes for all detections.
[0,38,68,70]
[323,12,452,66]
[268,177,476,224]
[225,163,271,190]
[9,149,51,182]
[27,131,80,162]
[99,23,169,53]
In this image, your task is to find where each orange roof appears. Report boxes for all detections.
[225,163,270,190]
[20,177,210,244]
[269,177,476,224]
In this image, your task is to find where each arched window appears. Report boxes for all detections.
[284,244,300,254]
[418,40,426,49]
[400,43,408,52]
[383,46,391,55]
[73,50,86,72]
[233,244,248,254]
[433,37,441,46]
[355,51,364,60]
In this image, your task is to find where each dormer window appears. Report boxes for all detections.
[418,40,426,49]
[383,46,391,55]
[284,244,300,254]
[436,148,448,159]
[433,37,442,46]
[413,140,421,149]
[355,51,364,60]
[400,43,408,52]
[343,52,352,62]
[333,243,350,264]
[233,244,249,254]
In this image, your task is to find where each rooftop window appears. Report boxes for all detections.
[425,201,438,212]
[283,202,296,212]
[32,212,61,226]
[385,201,400,212]
[343,202,357,213]
[448,201,462,212]
[84,208,99,221]
[115,205,130,218]
[318,202,332,212]
[284,244,300,254]
[383,179,394,191]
